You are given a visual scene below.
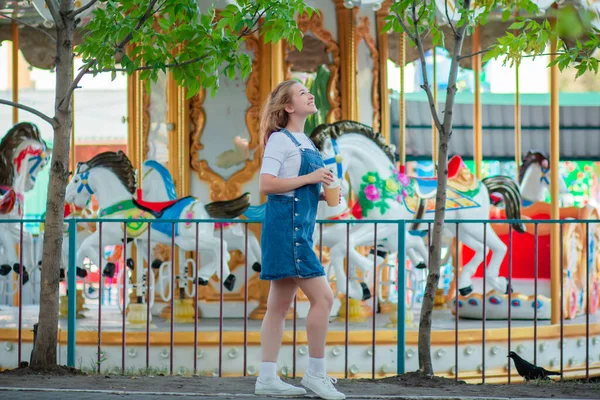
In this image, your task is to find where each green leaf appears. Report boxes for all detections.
[293,31,304,51]
[508,21,525,30]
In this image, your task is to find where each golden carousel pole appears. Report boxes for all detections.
[250,36,287,321]
[514,12,522,174]
[11,21,19,308]
[549,9,561,325]
[432,47,437,170]
[473,25,482,180]
[160,44,193,322]
[124,46,149,324]
[376,2,392,142]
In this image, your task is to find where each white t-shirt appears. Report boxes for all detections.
[260,131,316,196]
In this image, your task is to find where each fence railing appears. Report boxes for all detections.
[0,217,599,382]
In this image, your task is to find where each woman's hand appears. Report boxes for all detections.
[306,168,334,186]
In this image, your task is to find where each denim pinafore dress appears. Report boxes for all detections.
[260,129,326,280]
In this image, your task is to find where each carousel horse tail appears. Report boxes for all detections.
[205,192,251,219]
[482,176,526,234]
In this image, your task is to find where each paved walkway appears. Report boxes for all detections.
[0,374,598,400]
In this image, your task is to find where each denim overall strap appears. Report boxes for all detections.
[260,130,326,280]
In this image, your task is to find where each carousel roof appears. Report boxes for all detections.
[391,92,600,161]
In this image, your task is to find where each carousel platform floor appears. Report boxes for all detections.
[0,302,597,333]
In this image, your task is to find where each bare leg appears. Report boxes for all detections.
[260,278,298,362]
[293,276,334,359]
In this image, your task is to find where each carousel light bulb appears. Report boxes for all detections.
[127,348,137,358]
[344,0,355,9]
[4,342,13,352]
[436,349,446,359]
[366,348,374,357]
[349,364,359,375]
[449,365,457,375]
[247,365,257,375]
[298,345,308,355]
[196,350,204,359]
[372,1,382,11]
[490,345,500,355]
[577,338,585,348]
[332,346,341,356]
[160,349,169,359]
[228,348,238,359]
[406,349,415,359]
[464,346,474,356]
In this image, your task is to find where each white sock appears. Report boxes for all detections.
[258,361,277,382]
[308,357,326,377]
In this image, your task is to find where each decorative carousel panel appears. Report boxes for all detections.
[285,10,342,129]
[356,13,380,132]
[190,37,260,203]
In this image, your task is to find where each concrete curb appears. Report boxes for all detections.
[0,387,586,400]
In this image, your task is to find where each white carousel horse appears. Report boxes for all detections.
[141,159,263,283]
[64,151,249,296]
[518,150,568,205]
[0,122,50,295]
[310,121,526,297]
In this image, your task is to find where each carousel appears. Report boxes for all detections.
[1,0,600,382]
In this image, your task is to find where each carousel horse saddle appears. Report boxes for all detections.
[134,196,197,237]
[413,178,438,199]
[413,156,478,199]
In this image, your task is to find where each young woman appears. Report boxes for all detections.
[254,80,345,400]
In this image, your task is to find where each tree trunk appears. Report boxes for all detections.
[418,22,468,375]
[30,8,74,368]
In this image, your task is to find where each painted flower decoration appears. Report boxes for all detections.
[385,178,399,193]
[397,172,410,187]
[364,184,380,201]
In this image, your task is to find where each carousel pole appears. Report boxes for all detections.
[514,12,522,173]
[473,25,482,180]
[250,35,288,321]
[399,32,406,169]
[549,8,561,325]
[11,21,18,124]
[11,21,19,308]
[431,47,437,172]
[376,2,392,142]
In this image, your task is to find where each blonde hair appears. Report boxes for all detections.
[259,80,299,147]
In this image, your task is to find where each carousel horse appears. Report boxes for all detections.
[141,159,263,282]
[311,121,526,297]
[0,122,50,289]
[65,151,249,292]
[518,150,569,205]
[312,170,431,301]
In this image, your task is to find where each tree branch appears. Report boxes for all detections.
[0,13,56,43]
[60,0,161,110]
[392,11,416,43]
[44,0,64,29]
[0,99,57,127]
[411,0,443,132]
[445,0,458,37]
[458,47,492,60]
[68,0,99,18]
[90,54,210,73]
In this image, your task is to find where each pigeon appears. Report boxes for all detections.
[507,351,561,381]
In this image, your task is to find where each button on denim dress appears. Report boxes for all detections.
[260,129,326,280]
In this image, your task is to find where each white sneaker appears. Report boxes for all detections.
[254,376,307,396]
[301,371,345,400]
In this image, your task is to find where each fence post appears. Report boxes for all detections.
[67,219,77,367]
[397,219,406,375]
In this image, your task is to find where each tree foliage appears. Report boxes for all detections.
[76,0,314,98]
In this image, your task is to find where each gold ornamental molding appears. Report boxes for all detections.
[190,35,261,202]
[286,10,342,123]
[333,0,359,121]
[356,15,381,133]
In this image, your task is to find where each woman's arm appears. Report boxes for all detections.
[260,168,333,195]
[259,174,310,195]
